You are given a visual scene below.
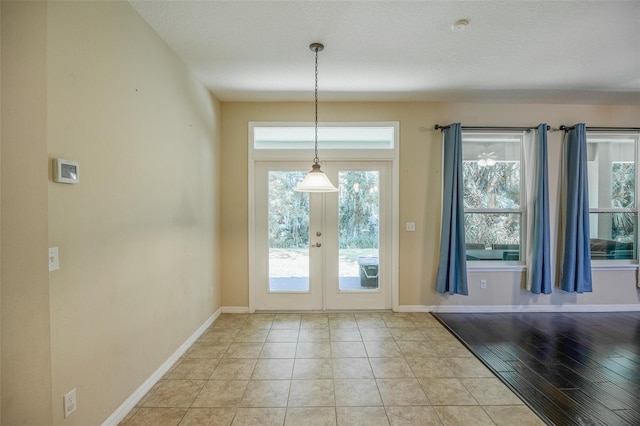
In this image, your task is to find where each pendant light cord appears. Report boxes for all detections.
[294,43,337,192]
[313,45,319,165]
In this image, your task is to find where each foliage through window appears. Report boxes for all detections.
[587,134,638,260]
[462,133,523,262]
[268,171,309,249]
[268,170,379,250]
[612,162,635,242]
[338,171,379,249]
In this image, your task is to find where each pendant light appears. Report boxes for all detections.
[294,43,338,192]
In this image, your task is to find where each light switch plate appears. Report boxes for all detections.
[49,247,59,271]
[405,222,416,232]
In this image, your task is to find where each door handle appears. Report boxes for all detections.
[312,242,322,248]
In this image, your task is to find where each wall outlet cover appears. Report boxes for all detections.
[63,388,76,418]
[49,247,60,272]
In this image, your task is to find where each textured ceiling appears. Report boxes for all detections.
[130,1,640,104]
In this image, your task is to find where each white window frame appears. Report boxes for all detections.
[462,131,526,272]
[587,132,639,270]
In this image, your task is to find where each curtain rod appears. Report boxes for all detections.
[559,125,640,132]
[434,124,550,133]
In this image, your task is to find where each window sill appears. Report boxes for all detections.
[591,261,639,271]
[465,262,639,272]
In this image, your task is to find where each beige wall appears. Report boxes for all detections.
[1,2,54,425]
[221,102,640,309]
[46,2,221,424]
[2,1,222,424]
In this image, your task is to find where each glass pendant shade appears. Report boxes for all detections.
[294,163,338,192]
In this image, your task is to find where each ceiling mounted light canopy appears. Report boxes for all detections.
[294,43,338,193]
[451,18,469,32]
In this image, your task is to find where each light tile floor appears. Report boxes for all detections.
[120,312,545,426]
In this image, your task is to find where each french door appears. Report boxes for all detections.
[254,161,392,311]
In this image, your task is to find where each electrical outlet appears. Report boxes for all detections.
[63,388,76,418]
[480,279,487,289]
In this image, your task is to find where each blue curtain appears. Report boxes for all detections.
[530,124,552,294]
[561,124,592,293]
[435,123,468,295]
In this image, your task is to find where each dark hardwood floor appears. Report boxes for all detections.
[433,311,640,426]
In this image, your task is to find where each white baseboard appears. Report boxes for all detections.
[221,306,250,313]
[397,304,640,313]
[102,307,221,426]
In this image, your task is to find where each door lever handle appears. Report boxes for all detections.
[312,242,322,248]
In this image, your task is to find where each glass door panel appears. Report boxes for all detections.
[338,171,380,291]
[254,163,322,311]
[268,171,310,292]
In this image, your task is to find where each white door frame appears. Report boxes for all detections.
[248,122,399,312]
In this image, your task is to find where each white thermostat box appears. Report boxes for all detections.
[53,159,79,184]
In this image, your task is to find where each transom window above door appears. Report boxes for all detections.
[250,122,398,161]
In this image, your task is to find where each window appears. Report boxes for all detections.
[250,122,398,162]
[462,132,524,262]
[253,125,395,150]
[587,133,638,261]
